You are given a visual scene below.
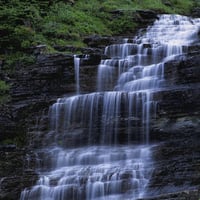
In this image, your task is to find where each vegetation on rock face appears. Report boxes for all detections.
[0,0,198,91]
[0,80,9,104]
[0,0,197,54]
[0,80,9,94]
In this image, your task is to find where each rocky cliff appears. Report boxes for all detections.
[145,49,200,199]
[0,49,103,199]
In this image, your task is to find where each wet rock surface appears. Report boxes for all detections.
[141,188,200,200]
[146,48,200,199]
[191,7,200,18]
[0,148,38,200]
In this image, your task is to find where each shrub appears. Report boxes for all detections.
[0,80,9,94]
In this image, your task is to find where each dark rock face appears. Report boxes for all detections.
[164,52,200,86]
[12,54,75,99]
[142,189,200,200]
[153,87,200,120]
[83,35,117,48]
[0,53,99,199]
[135,10,159,24]
[191,7,200,18]
[0,54,73,145]
[1,53,99,142]
[145,48,200,199]
[0,148,38,200]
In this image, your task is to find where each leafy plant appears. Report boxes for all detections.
[0,80,9,94]
[3,53,36,71]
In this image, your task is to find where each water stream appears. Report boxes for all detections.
[74,55,80,95]
[20,14,200,200]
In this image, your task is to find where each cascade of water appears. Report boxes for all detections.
[96,14,200,141]
[21,14,200,200]
[21,146,152,200]
[74,55,80,94]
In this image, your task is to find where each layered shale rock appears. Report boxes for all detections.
[146,48,200,199]
[0,148,38,200]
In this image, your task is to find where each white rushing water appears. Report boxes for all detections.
[74,55,80,94]
[21,14,200,200]
[21,146,152,200]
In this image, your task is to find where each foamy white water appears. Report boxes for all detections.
[74,55,80,94]
[21,146,153,200]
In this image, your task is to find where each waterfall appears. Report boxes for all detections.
[20,14,200,200]
[74,55,80,94]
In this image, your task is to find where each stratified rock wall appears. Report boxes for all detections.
[145,48,200,199]
[0,53,100,199]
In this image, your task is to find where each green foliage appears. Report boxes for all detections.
[0,80,9,94]
[194,0,200,6]
[0,1,41,53]
[14,26,35,49]
[107,13,137,35]
[3,53,36,71]
[100,0,194,13]
[169,0,194,13]
[0,80,10,105]
[0,134,26,147]
[42,2,111,41]
[0,0,197,69]
[101,0,136,11]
